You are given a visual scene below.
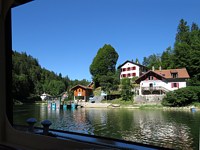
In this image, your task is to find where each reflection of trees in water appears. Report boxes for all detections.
[14,105,199,150]
[121,110,194,150]
[47,108,94,134]
[86,108,108,136]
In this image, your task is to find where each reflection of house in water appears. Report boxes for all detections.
[70,109,94,134]
[73,109,87,124]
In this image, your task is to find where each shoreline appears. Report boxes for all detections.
[15,101,200,111]
[116,104,200,111]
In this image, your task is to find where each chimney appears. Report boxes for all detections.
[152,66,155,71]
[159,66,162,71]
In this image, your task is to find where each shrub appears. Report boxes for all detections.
[162,86,200,106]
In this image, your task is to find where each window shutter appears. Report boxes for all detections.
[132,67,136,70]
[171,83,173,88]
[177,83,179,88]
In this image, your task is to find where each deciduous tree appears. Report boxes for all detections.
[90,44,119,88]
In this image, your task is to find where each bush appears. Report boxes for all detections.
[162,86,200,107]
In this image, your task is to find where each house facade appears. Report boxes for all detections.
[135,68,190,96]
[118,60,148,79]
[70,84,93,102]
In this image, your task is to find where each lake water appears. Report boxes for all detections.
[13,104,200,150]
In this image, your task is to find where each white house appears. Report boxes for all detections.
[135,68,190,95]
[40,92,52,101]
[118,60,148,79]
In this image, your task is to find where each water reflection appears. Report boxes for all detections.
[122,111,194,149]
[13,104,200,150]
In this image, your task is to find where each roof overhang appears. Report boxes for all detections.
[117,60,147,69]
[70,84,93,91]
[12,0,33,8]
[135,70,166,84]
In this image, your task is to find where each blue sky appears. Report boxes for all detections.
[12,0,200,81]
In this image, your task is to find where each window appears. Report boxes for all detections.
[148,76,154,80]
[127,67,130,71]
[149,83,153,88]
[171,73,178,78]
[132,73,136,76]
[171,83,179,88]
[9,1,198,150]
[127,73,131,77]
[131,66,136,70]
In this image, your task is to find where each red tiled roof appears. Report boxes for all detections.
[154,68,190,79]
[135,68,190,84]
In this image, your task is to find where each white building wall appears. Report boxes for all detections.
[165,81,187,91]
[179,82,187,88]
[120,62,140,79]
[139,80,187,95]
[140,80,165,88]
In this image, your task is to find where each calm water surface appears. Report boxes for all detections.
[13,104,200,150]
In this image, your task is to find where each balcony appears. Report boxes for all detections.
[141,86,170,95]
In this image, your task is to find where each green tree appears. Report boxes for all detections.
[90,44,119,88]
[48,80,66,96]
[161,47,175,69]
[142,19,200,84]
[69,79,90,88]
[135,58,140,64]
[99,71,119,94]
[174,19,200,81]
[12,51,69,101]
[191,22,199,31]
[120,78,133,101]
[142,54,161,70]
[12,74,30,100]
[175,19,190,43]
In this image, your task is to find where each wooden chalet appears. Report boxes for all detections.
[70,84,93,102]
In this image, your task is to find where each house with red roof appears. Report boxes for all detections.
[135,68,190,96]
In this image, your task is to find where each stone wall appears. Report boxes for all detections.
[134,95,165,104]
